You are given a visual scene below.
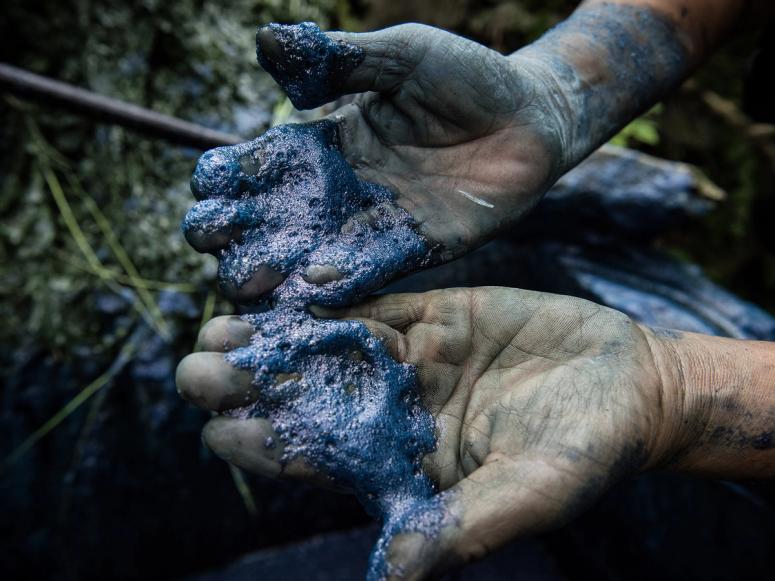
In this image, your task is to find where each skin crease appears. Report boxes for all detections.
[177,0,775,578]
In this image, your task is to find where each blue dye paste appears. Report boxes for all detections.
[256,22,364,110]
[225,307,447,579]
[183,35,447,574]
[184,121,429,307]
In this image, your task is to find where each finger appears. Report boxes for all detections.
[203,416,283,478]
[347,318,408,363]
[184,223,241,254]
[219,264,285,304]
[300,202,415,286]
[176,352,257,411]
[190,146,243,200]
[183,199,242,254]
[196,316,255,352]
[310,293,427,331]
[203,416,350,492]
[256,22,430,110]
[385,454,579,579]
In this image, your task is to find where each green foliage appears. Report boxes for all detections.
[0,0,344,352]
[611,107,662,148]
[1,0,773,356]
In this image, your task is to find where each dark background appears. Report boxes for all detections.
[1,1,773,580]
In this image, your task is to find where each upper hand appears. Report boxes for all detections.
[184,24,566,302]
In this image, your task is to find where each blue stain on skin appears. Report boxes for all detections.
[256,22,364,110]
[517,5,689,168]
[183,31,444,575]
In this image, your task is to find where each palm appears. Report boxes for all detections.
[379,288,663,506]
[334,28,558,256]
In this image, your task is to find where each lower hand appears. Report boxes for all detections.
[177,287,695,578]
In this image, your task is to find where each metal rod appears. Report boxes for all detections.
[0,62,244,149]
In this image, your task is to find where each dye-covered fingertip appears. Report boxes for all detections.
[255,22,365,110]
[184,224,235,253]
[191,148,242,199]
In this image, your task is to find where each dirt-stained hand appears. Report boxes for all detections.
[177,287,687,578]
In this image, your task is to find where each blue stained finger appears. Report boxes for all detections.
[256,22,364,110]
[184,120,432,304]
[183,108,441,581]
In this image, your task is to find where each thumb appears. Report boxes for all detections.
[256,22,428,110]
[382,454,579,580]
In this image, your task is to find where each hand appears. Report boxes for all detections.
[177,287,692,578]
[184,23,568,301]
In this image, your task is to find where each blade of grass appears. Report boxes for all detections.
[271,97,294,127]
[41,165,104,275]
[199,290,216,330]
[59,324,143,520]
[24,114,72,170]
[26,116,171,338]
[59,250,198,293]
[40,164,169,339]
[229,464,258,516]
[70,174,172,340]
[3,331,141,467]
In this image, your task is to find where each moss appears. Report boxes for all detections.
[0,0,344,352]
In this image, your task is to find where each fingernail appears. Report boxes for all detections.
[302,264,343,284]
[227,316,255,347]
[256,26,283,63]
[221,265,284,303]
[184,225,234,253]
[309,305,337,318]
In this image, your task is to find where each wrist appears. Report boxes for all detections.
[509,3,691,172]
[640,327,717,471]
[642,327,775,478]
[507,51,578,179]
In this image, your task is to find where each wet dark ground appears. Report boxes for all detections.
[3,145,775,580]
[192,471,775,581]
[191,525,564,581]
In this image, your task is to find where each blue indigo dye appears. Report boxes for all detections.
[183,84,444,577]
[184,120,430,307]
[256,22,364,110]
[224,307,449,578]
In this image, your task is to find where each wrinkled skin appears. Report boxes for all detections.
[188,24,565,299]
[177,287,675,578]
